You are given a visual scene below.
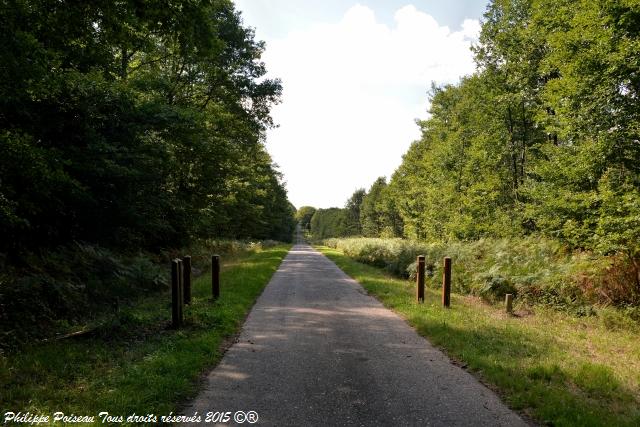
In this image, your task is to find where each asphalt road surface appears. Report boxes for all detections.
[184,244,528,426]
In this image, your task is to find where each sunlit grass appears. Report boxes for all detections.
[0,246,290,423]
[318,245,640,427]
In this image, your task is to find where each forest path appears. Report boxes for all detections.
[184,244,528,426]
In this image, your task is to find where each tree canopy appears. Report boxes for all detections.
[310,208,348,239]
[295,206,317,232]
[0,0,295,254]
[309,0,640,268]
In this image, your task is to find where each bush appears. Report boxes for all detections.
[322,237,638,310]
[0,239,284,350]
[0,244,167,349]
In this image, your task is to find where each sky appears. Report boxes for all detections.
[233,1,489,209]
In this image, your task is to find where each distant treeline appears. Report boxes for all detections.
[305,0,639,267]
[0,0,296,257]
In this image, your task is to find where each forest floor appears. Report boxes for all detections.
[0,245,290,423]
[318,246,640,427]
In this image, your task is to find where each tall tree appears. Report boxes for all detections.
[344,188,366,236]
[360,178,388,237]
[386,0,639,268]
[310,208,348,239]
[0,0,295,253]
[523,0,640,258]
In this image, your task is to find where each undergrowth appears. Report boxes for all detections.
[0,239,282,351]
[323,237,640,319]
[0,245,290,422]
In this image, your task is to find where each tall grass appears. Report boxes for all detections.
[323,237,640,316]
[0,239,283,351]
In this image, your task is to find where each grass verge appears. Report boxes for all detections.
[318,245,640,427]
[0,245,290,424]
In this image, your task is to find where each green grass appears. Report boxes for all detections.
[0,245,290,424]
[322,237,640,311]
[317,245,640,427]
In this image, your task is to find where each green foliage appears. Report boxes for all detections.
[0,244,165,348]
[324,237,428,277]
[295,206,317,232]
[324,237,640,309]
[360,0,640,295]
[0,0,295,254]
[310,208,349,239]
[389,73,537,241]
[360,177,402,237]
[344,188,366,235]
[0,239,282,350]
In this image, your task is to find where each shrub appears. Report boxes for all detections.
[0,238,282,350]
[0,244,167,349]
[322,237,637,310]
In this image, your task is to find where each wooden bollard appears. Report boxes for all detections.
[183,255,192,305]
[178,259,184,323]
[212,254,220,300]
[505,293,513,314]
[442,257,451,308]
[171,259,184,328]
[416,255,425,303]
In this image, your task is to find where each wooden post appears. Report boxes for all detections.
[183,255,191,305]
[505,293,513,314]
[178,259,184,321]
[171,259,184,328]
[416,255,425,303]
[212,254,220,300]
[442,257,451,308]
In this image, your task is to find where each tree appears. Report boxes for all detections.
[360,178,387,237]
[522,0,640,256]
[296,206,317,232]
[389,74,527,240]
[0,0,294,253]
[310,208,348,239]
[344,188,366,236]
[386,0,639,264]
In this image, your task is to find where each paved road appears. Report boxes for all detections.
[184,244,528,426]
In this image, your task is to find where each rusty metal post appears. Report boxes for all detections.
[171,259,183,328]
[416,255,425,303]
[183,255,192,305]
[505,293,513,314]
[212,254,220,300]
[442,257,451,308]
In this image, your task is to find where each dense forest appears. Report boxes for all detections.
[310,0,639,264]
[0,0,295,345]
[306,0,639,311]
[0,0,296,256]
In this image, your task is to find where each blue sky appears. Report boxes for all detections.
[233,1,490,209]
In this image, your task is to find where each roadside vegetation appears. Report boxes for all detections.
[319,245,640,426]
[0,240,282,350]
[303,0,640,307]
[0,0,294,421]
[323,237,640,315]
[0,245,290,421]
[0,0,295,391]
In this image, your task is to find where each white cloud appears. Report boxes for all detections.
[261,4,479,208]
